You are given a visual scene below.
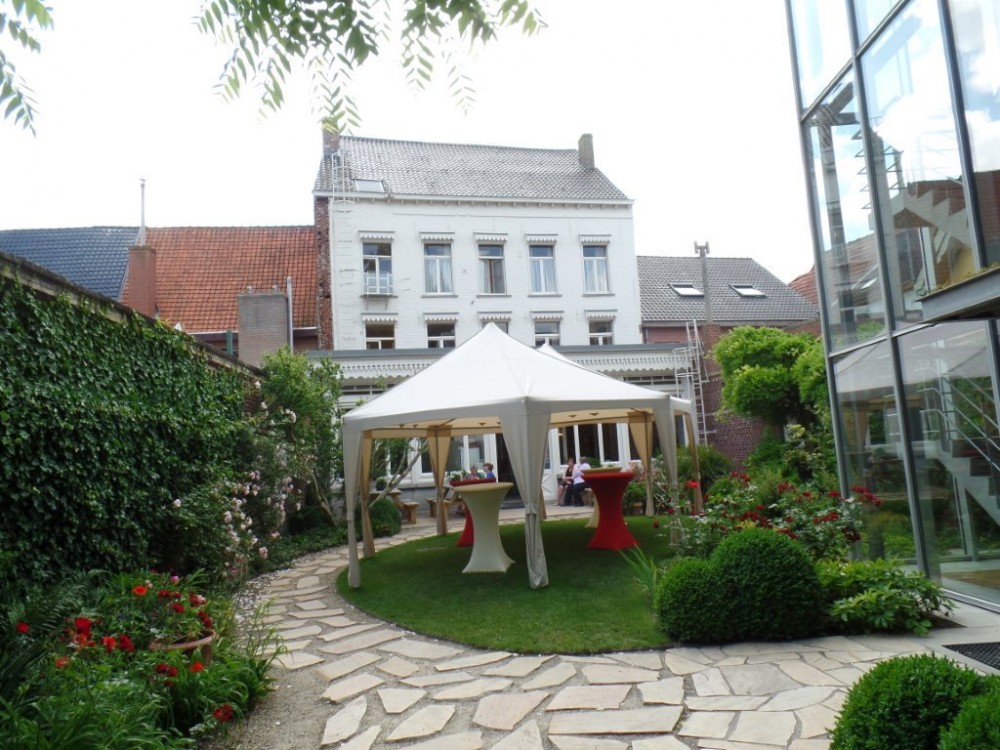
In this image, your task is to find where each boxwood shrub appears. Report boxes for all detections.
[938,688,1000,750]
[830,653,987,750]
[368,497,402,538]
[655,558,730,643]
[656,527,823,643]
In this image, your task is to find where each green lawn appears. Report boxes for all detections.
[336,517,675,654]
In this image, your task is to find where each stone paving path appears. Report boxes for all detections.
[239,505,1000,750]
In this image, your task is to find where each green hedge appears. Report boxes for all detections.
[0,281,246,587]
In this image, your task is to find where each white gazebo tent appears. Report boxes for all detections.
[341,324,694,589]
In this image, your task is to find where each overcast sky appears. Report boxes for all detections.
[0,0,815,282]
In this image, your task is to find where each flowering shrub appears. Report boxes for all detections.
[91,571,216,650]
[676,472,882,561]
[1,570,281,747]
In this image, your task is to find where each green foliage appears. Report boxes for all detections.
[256,524,348,573]
[817,559,953,635]
[679,470,873,561]
[676,443,731,495]
[938,689,1000,750]
[0,569,281,747]
[658,528,824,643]
[710,527,824,640]
[0,282,248,589]
[620,546,663,601]
[655,558,729,643]
[197,0,542,129]
[0,0,52,133]
[712,326,823,429]
[367,497,402,538]
[260,349,344,515]
[829,654,987,750]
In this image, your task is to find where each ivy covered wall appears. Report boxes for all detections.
[0,275,249,585]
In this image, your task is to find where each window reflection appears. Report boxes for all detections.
[949,0,1000,266]
[806,77,887,349]
[834,340,914,559]
[789,0,852,109]
[898,322,1000,595]
[862,0,974,323]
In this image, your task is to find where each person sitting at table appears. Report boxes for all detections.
[570,457,591,506]
[483,463,496,480]
[556,459,575,505]
[466,464,483,479]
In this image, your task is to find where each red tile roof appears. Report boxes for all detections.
[139,226,316,333]
[788,267,819,305]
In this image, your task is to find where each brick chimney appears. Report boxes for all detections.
[238,289,290,367]
[126,243,156,318]
[578,133,594,169]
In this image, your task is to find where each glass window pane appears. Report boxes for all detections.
[898,322,1000,601]
[833,339,914,559]
[862,0,973,325]
[788,0,852,109]
[853,0,902,41]
[805,76,887,349]
[950,0,1000,267]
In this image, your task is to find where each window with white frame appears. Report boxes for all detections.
[478,244,506,294]
[589,320,614,345]
[365,323,395,349]
[671,283,704,297]
[424,243,453,294]
[583,244,610,293]
[732,284,766,297]
[362,243,392,294]
[529,245,557,293]
[534,320,560,346]
[427,322,456,348]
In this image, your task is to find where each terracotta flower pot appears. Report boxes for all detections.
[149,630,216,664]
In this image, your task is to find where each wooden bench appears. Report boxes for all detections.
[390,490,418,524]
[427,487,463,518]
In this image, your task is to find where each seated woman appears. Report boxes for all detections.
[556,459,575,505]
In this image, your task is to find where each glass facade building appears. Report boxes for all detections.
[787,0,1000,608]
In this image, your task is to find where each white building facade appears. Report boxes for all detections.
[313,132,690,494]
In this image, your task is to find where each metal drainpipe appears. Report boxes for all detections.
[286,276,293,350]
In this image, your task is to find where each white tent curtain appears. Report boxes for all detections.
[500,412,552,588]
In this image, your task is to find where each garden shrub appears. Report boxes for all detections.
[655,558,730,643]
[368,497,402,538]
[711,527,824,640]
[817,559,953,635]
[658,528,823,643]
[676,442,731,495]
[938,688,1000,750]
[829,653,987,750]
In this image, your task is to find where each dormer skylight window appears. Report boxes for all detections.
[354,179,385,193]
[671,283,704,297]
[732,284,766,297]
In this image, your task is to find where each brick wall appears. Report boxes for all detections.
[237,291,289,368]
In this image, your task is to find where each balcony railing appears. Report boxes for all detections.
[363,272,393,295]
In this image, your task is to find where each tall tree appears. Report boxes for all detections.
[712,326,824,433]
[0,0,541,133]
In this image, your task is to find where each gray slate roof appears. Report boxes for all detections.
[0,227,138,301]
[638,255,818,323]
[314,136,630,202]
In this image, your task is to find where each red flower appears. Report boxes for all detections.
[16,621,29,634]
[158,590,173,599]
[166,666,178,677]
[132,585,148,596]
[213,704,234,722]
[685,480,700,489]
[55,656,71,669]
[102,636,117,653]
[163,679,174,687]
[170,603,185,614]
[189,593,206,607]
[118,634,135,653]
[190,661,205,673]
[155,662,170,673]
[74,617,92,636]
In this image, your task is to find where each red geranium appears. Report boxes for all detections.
[55,656,70,669]
[132,585,148,596]
[190,661,204,673]
[16,621,29,634]
[213,704,234,722]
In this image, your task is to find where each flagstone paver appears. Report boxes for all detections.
[228,509,1000,750]
[546,684,630,711]
[472,690,548,730]
[317,652,382,681]
[385,704,456,741]
[320,696,367,746]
